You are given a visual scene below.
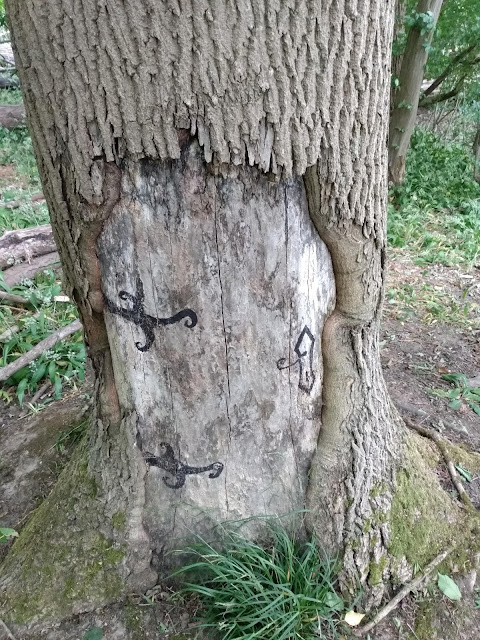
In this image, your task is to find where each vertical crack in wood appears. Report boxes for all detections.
[213,179,232,513]
[283,185,301,482]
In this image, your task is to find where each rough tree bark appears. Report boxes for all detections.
[388,0,444,185]
[1,0,406,624]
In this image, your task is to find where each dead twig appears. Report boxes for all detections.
[0,319,82,382]
[19,381,53,417]
[405,418,475,511]
[0,616,17,640]
[1,192,45,210]
[0,290,31,306]
[353,546,454,637]
[30,380,52,405]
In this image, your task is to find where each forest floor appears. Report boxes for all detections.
[1,241,479,640]
[1,116,480,638]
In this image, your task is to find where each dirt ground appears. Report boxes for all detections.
[0,250,479,640]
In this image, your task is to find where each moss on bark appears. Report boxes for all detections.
[0,440,127,625]
[389,432,480,584]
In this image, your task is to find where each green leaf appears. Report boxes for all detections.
[324,591,344,612]
[0,272,10,293]
[464,388,480,401]
[468,402,480,417]
[31,363,47,385]
[48,360,57,383]
[448,398,462,409]
[53,374,62,399]
[0,527,19,543]
[17,377,28,407]
[81,628,103,640]
[455,464,472,482]
[437,573,462,601]
[442,373,467,387]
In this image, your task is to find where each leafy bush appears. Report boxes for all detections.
[172,523,346,640]
[389,128,480,267]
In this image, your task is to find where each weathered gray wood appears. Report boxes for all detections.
[0,104,25,129]
[0,225,56,269]
[2,251,60,286]
[0,290,30,306]
[98,141,335,544]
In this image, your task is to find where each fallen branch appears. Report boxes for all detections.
[405,418,474,511]
[3,251,60,286]
[0,225,56,269]
[354,546,454,637]
[0,75,18,89]
[0,319,82,382]
[2,192,45,209]
[0,103,26,129]
[0,290,31,306]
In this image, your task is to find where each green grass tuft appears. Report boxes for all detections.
[172,523,346,640]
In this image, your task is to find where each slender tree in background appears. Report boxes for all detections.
[389,0,444,185]
[1,0,413,624]
[391,0,407,108]
[420,0,480,108]
[474,125,480,184]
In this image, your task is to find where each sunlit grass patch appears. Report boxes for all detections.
[386,282,479,330]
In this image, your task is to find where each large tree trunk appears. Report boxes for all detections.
[1,0,403,624]
[388,0,443,185]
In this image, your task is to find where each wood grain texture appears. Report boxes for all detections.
[0,225,56,269]
[97,141,335,546]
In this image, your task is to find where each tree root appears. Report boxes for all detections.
[354,546,454,637]
[0,291,31,306]
[404,418,475,513]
